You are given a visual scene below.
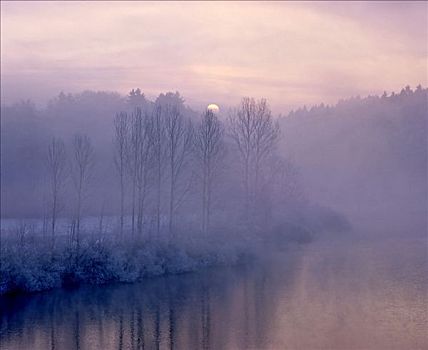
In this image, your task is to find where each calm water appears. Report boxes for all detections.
[1,235,427,350]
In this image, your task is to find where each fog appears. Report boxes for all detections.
[280,86,427,235]
[1,87,426,230]
[0,85,426,295]
[0,3,427,348]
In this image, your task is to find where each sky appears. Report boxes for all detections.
[1,1,427,112]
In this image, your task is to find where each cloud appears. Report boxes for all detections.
[1,2,426,111]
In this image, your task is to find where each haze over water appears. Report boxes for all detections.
[1,234,427,350]
[0,2,427,350]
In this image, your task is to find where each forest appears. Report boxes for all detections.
[1,86,426,295]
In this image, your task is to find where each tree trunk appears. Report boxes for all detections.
[120,171,124,237]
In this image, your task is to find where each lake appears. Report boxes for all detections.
[1,234,426,349]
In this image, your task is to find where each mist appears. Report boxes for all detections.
[1,86,426,287]
[2,88,426,231]
[1,2,427,349]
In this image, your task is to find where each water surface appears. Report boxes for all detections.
[1,235,427,349]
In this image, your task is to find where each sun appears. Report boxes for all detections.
[207,103,220,113]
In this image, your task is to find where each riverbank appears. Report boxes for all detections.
[1,205,350,295]
[1,234,426,350]
[0,232,250,295]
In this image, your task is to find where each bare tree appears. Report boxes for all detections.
[253,99,280,199]
[72,134,95,252]
[194,110,225,234]
[135,109,153,236]
[127,107,153,237]
[151,105,165,236]
[127,108,141,237]
[229,97,279,223]
[164,104,193,236]
[128,111,138,237]
[229,97,257,222]
[113,112,129,237]
[46,137,67,249]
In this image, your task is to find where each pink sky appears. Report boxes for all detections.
[1,1,427,112]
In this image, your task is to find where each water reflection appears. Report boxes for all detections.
[1,237,427,350]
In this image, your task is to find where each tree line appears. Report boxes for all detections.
[42,91,294,252]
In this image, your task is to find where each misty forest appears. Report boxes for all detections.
[0,89,328,292]
[1,2,427,350]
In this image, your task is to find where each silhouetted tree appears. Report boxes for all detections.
[128,88,147,109]
[229,97,279,224]
[46,137,68,249]
[151,104,166,236]
[127,107,153,236]
[194,110,225,234]
[72,134,95,252]
[229,97,256,222]
[114,112,129,237]
[164,103,193,236]
[253,99,280,199]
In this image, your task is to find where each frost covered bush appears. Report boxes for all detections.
[1,242,62,294]
[0,208,342,295]
[0,229,251,295]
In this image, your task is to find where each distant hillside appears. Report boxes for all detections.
[279,86,427,233]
